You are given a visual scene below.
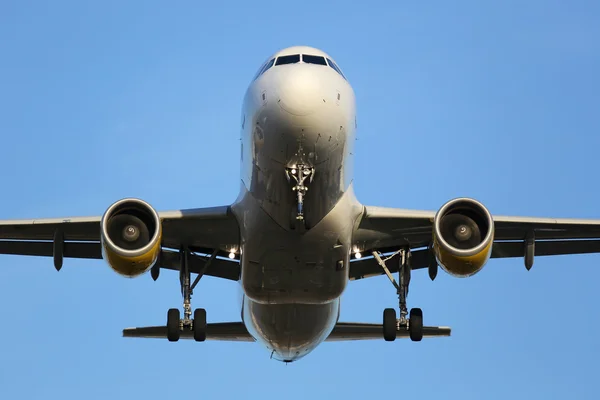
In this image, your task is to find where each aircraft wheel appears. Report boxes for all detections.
[167,308,180,342]
[383,308,397,341]
[193,308,207,342]
[409,308,423,342]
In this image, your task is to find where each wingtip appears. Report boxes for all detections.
[122,328,137,337]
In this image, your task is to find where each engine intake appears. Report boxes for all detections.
[100,198,162,277]
[433,198,494,278]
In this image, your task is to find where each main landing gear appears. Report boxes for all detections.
[166,247,212,342]
[372,248,424,342]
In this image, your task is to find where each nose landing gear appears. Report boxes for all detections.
[285,163,314,222]
[285,143,315,225]
[373,248,424,342]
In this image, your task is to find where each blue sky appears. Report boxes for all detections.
[1,0,599,398]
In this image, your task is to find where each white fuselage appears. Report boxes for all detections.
[230,46,362,362]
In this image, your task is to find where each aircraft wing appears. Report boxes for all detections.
[350,205,600,280]
[0,205,241,281]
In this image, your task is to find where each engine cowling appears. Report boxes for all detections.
[433,198,494,278]
[100,198,162,278]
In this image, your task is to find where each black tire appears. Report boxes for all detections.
[167,308,180,342]
[383,308,397,341]
[193,308,207,342]
[409,308,423,342]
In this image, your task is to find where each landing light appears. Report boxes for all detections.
[228,252,235,259]
[355,252,362,259]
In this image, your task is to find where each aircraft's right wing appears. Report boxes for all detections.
[0,203,241,281]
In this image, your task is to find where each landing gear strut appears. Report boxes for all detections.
[166,247,209,342]
[372,248,424,342]
[285,163,314,221]
[285,143,315,223]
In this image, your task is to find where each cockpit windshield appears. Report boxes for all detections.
[253,53,347,81]
[253,58,275,81]
[302,54,327,65]
[275,54,301,65]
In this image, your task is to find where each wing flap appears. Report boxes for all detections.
[0,240,101,259]
[159,249,240,281]
[349,250,430,280]
[0,241,240,281]
[491,239,600,258]
[349,239,600,280]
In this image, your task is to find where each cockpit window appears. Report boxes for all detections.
[253,61,267,80]
[275,54,300,65]
[264,54,346,81]
[253,58,275,81]
[326,58,346,80]
[260,58,275,75]
[302,54,327,65]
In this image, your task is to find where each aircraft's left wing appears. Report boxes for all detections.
[350,204,600,280]
[0,205,241,281]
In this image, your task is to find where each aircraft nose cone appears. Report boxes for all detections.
[277,68,323,116]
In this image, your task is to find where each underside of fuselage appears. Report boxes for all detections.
[230,46,360,361]
[234,185,361,361]
[242,297,340,362]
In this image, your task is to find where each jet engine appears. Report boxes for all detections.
[432,198,494,278]
[100,198,162,278]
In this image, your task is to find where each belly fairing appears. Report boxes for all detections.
[233,185,362,305]
[243,297,340,362]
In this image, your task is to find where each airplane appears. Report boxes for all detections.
[2,45,600,363]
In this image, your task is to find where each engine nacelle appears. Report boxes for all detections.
[433,198,494,278]
[100,198,162,278]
